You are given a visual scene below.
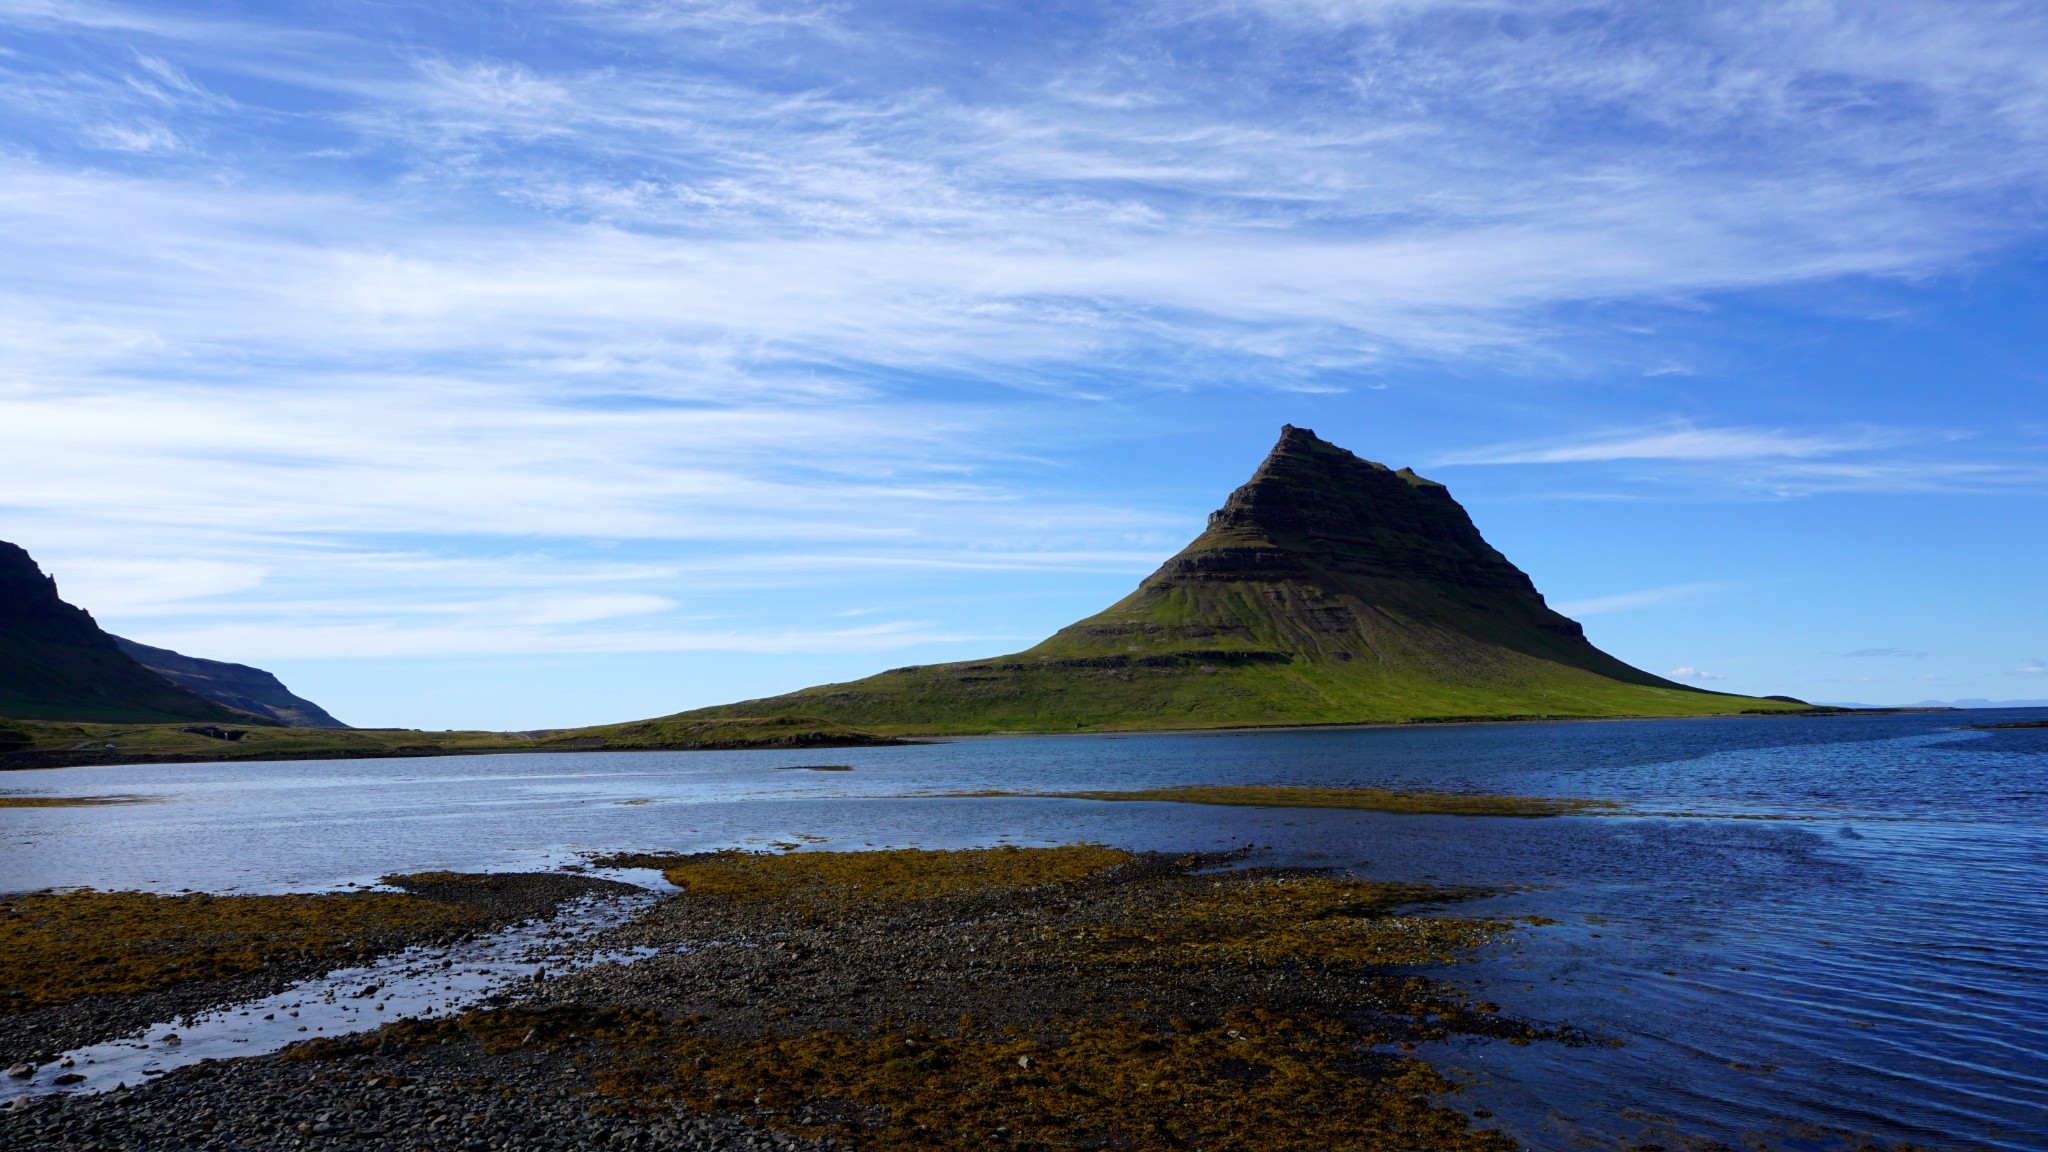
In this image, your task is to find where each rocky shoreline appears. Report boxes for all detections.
[0,737,908,773]
[0,874,636,1070]
[4,850,1546,1152]
[8,1043,820,1152]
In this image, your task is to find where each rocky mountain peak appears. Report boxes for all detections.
[0,541,107,632]
[0,541,62,603]
[1167,425,1532,595]
[682,425,1764,732]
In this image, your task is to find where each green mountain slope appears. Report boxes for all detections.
[684,427,1806,734]
[113,636,349,728]
[0,541,262,724]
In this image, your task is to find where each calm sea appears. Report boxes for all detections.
[4,709,2043,1151]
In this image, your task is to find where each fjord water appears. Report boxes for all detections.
[4,710,2043,1151]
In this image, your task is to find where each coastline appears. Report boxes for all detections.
[0,716,910,772]
[3,849,1540,1152]
[911,703,1929,742]
[0,736,908,772]
[1,704,1947,771]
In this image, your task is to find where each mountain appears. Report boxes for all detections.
[0,541,262,724]
[682,426,1805,733]
[112,637,348,728]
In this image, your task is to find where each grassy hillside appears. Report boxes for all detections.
[682,427,1811,734]
[681,647,1800,736]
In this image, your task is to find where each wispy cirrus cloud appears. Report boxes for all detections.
[132,617,992,662]
[1440,423,2048,496]
[1,0,2046,719]
[6,1,2048,390]
[1551,582,1726,618]
[1444,426,1875,466]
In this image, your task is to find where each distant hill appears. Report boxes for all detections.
[0,541,260,724]
[682,426,1807,734]
[0,713,902,769]
[113,636,347,728]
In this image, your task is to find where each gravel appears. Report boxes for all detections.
[1,854,1532,1151]
[1,1043,833,1152]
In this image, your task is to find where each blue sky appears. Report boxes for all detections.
[1,0,2044,728]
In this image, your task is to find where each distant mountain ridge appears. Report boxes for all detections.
[681,426,1801,733]
[113,637,347,728]
[0,541,254,724]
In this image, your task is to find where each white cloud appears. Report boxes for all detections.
[84,121,183,152]
[1551,582,1723,617]
[1439,423,2048,496]
[1667,666,1727,682]
[1446,426,1873,466]
[127,617,992,661]
[2018,659,2048,676]
[3,0,2048,677]
[0,381,1197,561]
[50,558,268,615]
[7,0,2048,389]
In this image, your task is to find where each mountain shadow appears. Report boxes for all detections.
[0,541,264,725]
[681,426,1801,734]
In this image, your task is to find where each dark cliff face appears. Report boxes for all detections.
[1157,425,1537,595]
[0,542,96,628]
[1039,425,1678,687]
[114,637,348,728]
[0,541,257,724]
[0,541,132,665]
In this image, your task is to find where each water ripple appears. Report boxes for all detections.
[2,708,2042,1149]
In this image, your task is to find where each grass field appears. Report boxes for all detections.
[684,640,1810,736]
[0,714,900,769]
